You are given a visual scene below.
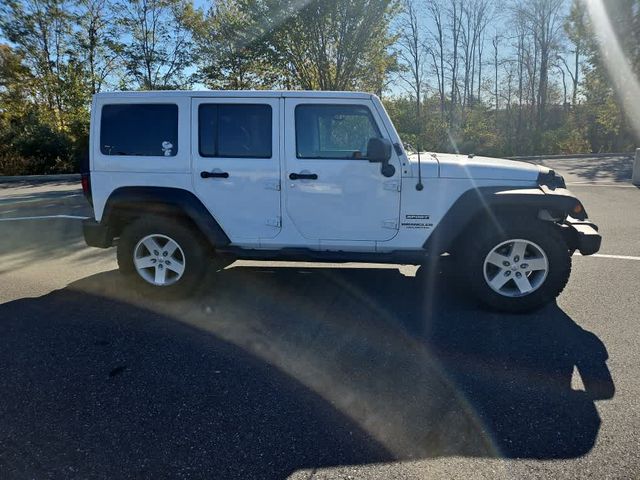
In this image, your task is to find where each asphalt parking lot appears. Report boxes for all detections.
[0,156,638,479]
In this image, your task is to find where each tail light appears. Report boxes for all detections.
[81,172,92,206]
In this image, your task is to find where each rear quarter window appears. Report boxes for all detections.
[100,104,178,156]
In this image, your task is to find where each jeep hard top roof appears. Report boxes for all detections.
[93,90,375,100]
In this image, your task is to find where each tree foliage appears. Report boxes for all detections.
[114,0,194,90]
[241,0,399,93]
[0,0,639,175]
[0,0,86,173]
[185,0,278,89]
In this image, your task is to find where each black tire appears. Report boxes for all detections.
[117,216,211,298]
[462,217,572,313]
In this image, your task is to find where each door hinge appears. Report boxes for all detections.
[382,219,399,229]
[384,180,401,192]
[266,216,281,228]
[265,180,281,191]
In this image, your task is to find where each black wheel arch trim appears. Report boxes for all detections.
[100,186,230,247]
[423,185,589,255]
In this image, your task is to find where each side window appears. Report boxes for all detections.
[101,104,178,156]
[198,104,272,158]
[295,104,381,159]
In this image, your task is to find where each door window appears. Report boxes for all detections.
[295,104,381,159]
[199,104,272,158]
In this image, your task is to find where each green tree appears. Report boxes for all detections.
[0,1,87,174]
[576,0,639,150]
[245,0,398,92]
[0,0,87,129]
[563,0,587,106]
[74,0,121,94]
[0,45,76,175]
[0,44,32,114]
[395,0,428,120]
[115,0,194,89]
[185,0,279,89]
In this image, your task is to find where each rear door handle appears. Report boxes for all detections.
[201,171,229,179]
[289,172,318,180]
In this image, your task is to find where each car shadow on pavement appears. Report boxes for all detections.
[541,155,634,183]
[0,284,392,480]
[0,218,107,273]
[0,258,615,478]
[409,263,616,459]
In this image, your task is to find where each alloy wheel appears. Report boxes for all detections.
[133,234,186,286]
[482,239,549,297]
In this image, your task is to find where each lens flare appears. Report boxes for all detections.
[582,0,640,138]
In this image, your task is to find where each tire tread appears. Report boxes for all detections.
[463,217,572,313]
[116,215,210,298]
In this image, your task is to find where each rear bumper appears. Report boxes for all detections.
[83,219,113,248]
[564,218,601,255]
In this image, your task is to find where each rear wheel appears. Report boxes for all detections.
[117,216,210,297]
[463,218,571,312]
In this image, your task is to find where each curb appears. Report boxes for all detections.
[508,152,634,161]
[0,191,83,207]
[0,173,80,184]
[0,193,85,214]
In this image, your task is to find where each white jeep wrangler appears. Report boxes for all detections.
[82,90,601,312]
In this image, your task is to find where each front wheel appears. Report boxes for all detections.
[464,219,572,312]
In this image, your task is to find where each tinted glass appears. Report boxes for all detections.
[199,104,272,158]
[295,105,381,159]
[100,104,178,156]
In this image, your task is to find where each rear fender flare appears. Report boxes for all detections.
[102,187,230,247]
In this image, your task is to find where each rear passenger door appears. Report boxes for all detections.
[192,98,281,243]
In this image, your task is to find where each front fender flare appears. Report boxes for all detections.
[423,186,587,255]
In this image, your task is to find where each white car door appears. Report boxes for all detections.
[284,98,401,242]
[192,97,281,243]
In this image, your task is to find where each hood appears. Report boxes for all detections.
[437,153,541,181]
[407,152,541,182]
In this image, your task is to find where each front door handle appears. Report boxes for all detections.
[289,172,318,180]
[201,171,229,179]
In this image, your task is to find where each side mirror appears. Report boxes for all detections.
[366,137,395,177]
[366,137,392,163]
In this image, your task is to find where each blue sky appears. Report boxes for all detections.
[0,0,576,101]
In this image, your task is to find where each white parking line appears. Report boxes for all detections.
[567,182,638,188]
[0,193,83,205]
[591,253,640,261]
[0,215,89,221]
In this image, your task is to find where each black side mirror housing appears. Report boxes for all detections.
[366,137,392,163]
[366,137,395,177]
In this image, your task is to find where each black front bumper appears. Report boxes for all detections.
[83,219,113,248]
[564,218,601,255]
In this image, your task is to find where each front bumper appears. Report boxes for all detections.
[564,217,601,255]
[83,219,113,248]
